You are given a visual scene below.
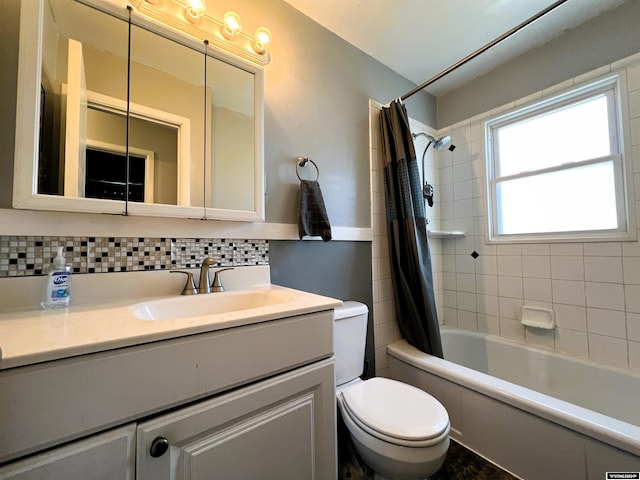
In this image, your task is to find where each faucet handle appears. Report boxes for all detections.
[211,268,234,292]
[171,271,198,295]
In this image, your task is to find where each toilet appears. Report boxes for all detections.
[334,301,450,480]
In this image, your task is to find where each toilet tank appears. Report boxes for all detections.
[333,301,369,386]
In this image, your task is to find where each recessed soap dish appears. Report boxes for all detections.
[521,305,555,329]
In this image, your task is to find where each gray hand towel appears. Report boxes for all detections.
[298,179,332,242]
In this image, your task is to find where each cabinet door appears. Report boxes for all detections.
[137,359,336,480]
[0,424,135,480]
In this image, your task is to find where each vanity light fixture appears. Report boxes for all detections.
[252,27,271,54]
[132,0,272,65]
[184,0,206,23]
[221,11,242,40]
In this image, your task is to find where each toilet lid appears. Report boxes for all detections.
[341,378,449,443]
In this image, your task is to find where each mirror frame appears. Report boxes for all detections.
[13,0,265,222]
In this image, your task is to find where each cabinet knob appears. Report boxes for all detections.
[149,436,170,458]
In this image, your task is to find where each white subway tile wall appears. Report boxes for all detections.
[370,52,640,373]
[435,54,640,371]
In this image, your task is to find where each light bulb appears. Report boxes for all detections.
[184,0,205,23]
[221,11,242,40]
[253,27,271,54]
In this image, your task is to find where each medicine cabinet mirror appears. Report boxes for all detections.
[14,0,265,221]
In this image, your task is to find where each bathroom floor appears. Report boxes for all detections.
[338,435,518,480]
[430,440,518,480]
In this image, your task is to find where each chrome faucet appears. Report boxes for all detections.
[173,258,233,295]
[198,257,217,294]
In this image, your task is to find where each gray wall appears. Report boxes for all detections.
[438,0,640,127]
[269,240,375,378]
[252,0,435,227]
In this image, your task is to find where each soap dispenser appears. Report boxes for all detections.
[41,247,72,309]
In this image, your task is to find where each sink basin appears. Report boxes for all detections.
[132,289,293,321]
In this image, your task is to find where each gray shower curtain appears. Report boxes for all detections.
[379,99,443,358]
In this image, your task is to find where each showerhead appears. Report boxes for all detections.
[432,135,451,151]
[411,132,456,152]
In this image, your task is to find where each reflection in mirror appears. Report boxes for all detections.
[85,106,179,204]
[129,22,202,208]
[39,0,128,202]
[206,56,256,212]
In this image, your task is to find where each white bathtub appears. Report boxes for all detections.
[387,328,640,480]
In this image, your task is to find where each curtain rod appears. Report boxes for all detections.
[399,0,568,102]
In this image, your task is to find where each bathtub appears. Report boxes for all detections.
[387,328,640,480]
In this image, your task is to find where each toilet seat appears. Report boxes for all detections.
[339,377,450,447]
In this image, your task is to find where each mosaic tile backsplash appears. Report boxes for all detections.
[0,236,269,277]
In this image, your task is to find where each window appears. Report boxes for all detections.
[485,75,633,242]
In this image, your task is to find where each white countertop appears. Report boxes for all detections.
[0,284,341,371]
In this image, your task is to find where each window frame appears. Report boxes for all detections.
[485,74,635,243]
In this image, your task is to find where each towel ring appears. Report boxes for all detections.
[296,156,319,181]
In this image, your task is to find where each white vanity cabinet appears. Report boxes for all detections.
[0,310,337,479]
[0,425,136,480]
[137,359,334,479]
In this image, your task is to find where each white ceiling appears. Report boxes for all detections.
[282,0,626,97]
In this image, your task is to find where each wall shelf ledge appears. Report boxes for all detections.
[427,230,465,238]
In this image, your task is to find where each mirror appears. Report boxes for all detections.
[129,21,202,209]
[14,0,265,221]
[206,55,256,212]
